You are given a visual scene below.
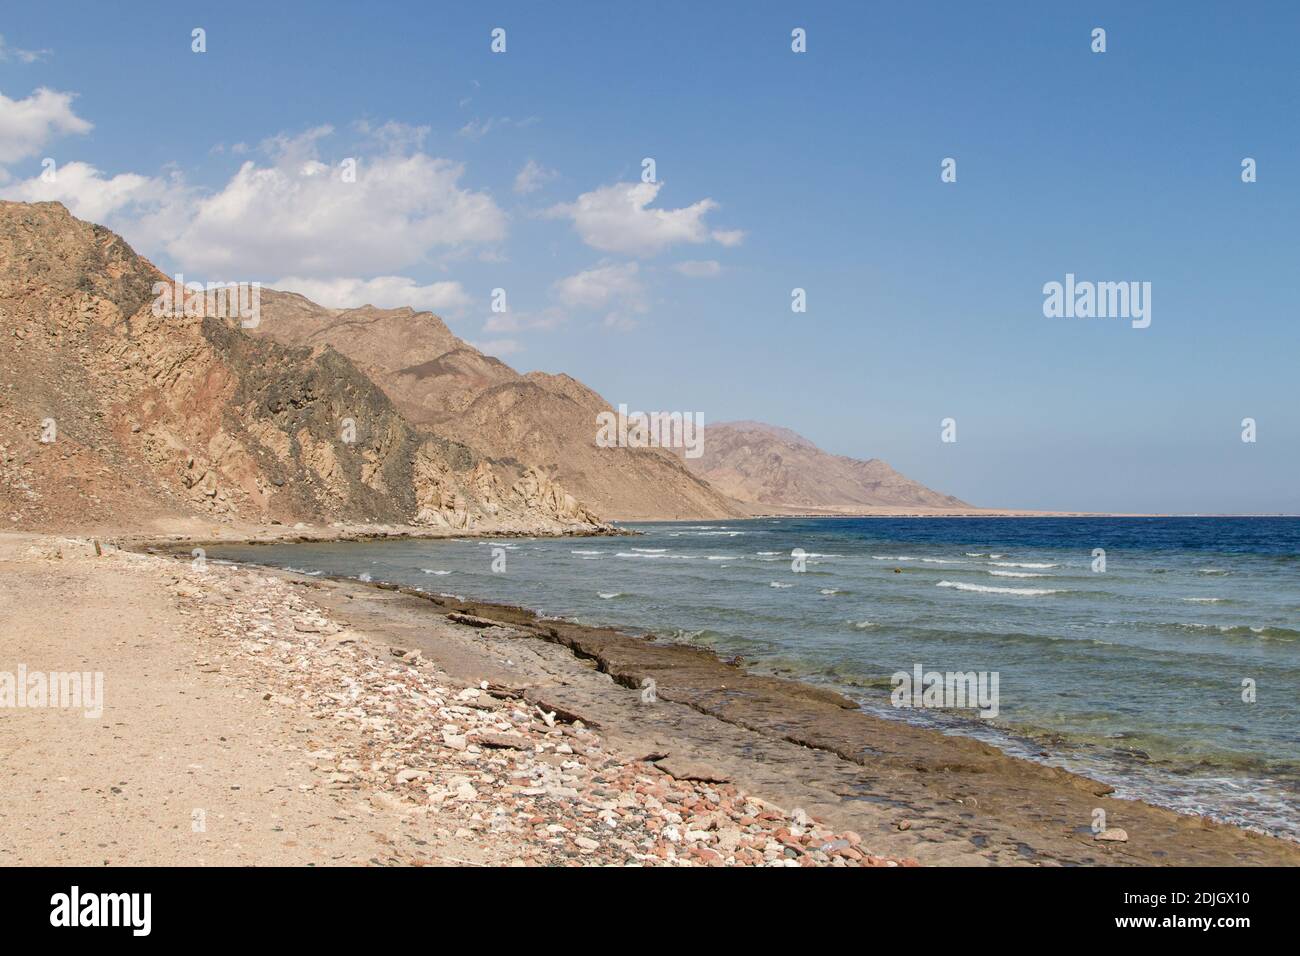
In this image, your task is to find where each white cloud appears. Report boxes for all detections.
[0,36,51,64]
[0,160,166,221]
[553,261,648,331]
[711,229,746,247]
[468,337,523,356]
[545,181,739,257]
[1,122,510,283]
[673,259,722,278]
[258,124,334,166]
[272,275,471,313]
[513,158,556,195]
[162,142,507,277]
[483,306,566,334]
[354,119,430,154]
[553,261,644,310]
[0,88,91,165]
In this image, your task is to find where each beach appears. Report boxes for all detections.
[3,528,1297,867]
[210,515,1300,841]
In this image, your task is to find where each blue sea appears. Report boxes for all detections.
[211,517,1300,840]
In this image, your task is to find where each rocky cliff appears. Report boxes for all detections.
[0,201,603,533]
[250,289,742,521]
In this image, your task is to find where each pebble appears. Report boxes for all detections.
[168,559,919,868]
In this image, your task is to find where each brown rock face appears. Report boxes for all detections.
[250,289,742,521]
[683,420,972,513]
[0,201,604,533]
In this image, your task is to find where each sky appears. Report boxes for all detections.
[1,1,1296,513]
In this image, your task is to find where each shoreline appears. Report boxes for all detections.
[0,531,902,867]
[144,533,1300,865]
[7,524,1295,866]
[673,511,1300,520]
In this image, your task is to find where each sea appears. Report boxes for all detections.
[209,516,1300,841]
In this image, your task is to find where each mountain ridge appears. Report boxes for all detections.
[250,289,743,521]
[0,201,605,534]
[685,420,972,514]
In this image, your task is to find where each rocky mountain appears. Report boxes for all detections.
[249,290,741,521]
[684,420,972,513]
[0,201,603,533]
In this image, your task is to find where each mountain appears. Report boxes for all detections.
[684,420,972,513]
[249,290,741,521]
[0,201,603,533]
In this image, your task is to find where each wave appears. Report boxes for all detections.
[420,569,452,575]
[819,588,841,595]
[937,580,1062,596]
[1162,622,1299,640]
[630,547,667,553]
[598,592,621,599]
[570,549,605,555]
[988,569,1051,578]
[872,555,916,561]
[769,582,794,589]
[616,551,690,560]
[847,619,877,629]
[1197,568,1232,575]
[1183,597,1225,604]
[991,561,1058,569]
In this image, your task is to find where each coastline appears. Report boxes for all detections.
[143,531,1300,864]
[719,510,1300,519]
[6,526,1295,866]
[0,531,893,866]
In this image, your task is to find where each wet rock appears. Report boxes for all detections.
[653,756,731,783]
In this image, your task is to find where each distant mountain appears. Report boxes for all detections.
[0,201,603,533]
[251,290,742,521]
[0,202,980,531]
[685,420,972,513]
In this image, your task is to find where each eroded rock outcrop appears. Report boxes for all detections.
[249,289,743,521]
[0,200,607,533]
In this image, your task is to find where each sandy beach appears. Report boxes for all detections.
[3,528,1297,867]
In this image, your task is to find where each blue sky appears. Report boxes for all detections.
[1,1,1297,513]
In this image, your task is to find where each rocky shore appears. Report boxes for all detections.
[181,554,913,866]
[1,533,905,866]
[168,541,1300,866]
[7,530,1299,866]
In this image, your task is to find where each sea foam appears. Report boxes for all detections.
[937,580,1061,596]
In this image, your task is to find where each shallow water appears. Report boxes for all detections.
[211,516,1300,840]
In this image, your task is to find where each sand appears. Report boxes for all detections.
[3,530,1297,866]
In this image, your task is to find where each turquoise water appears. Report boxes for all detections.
[211,516,1300,840]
